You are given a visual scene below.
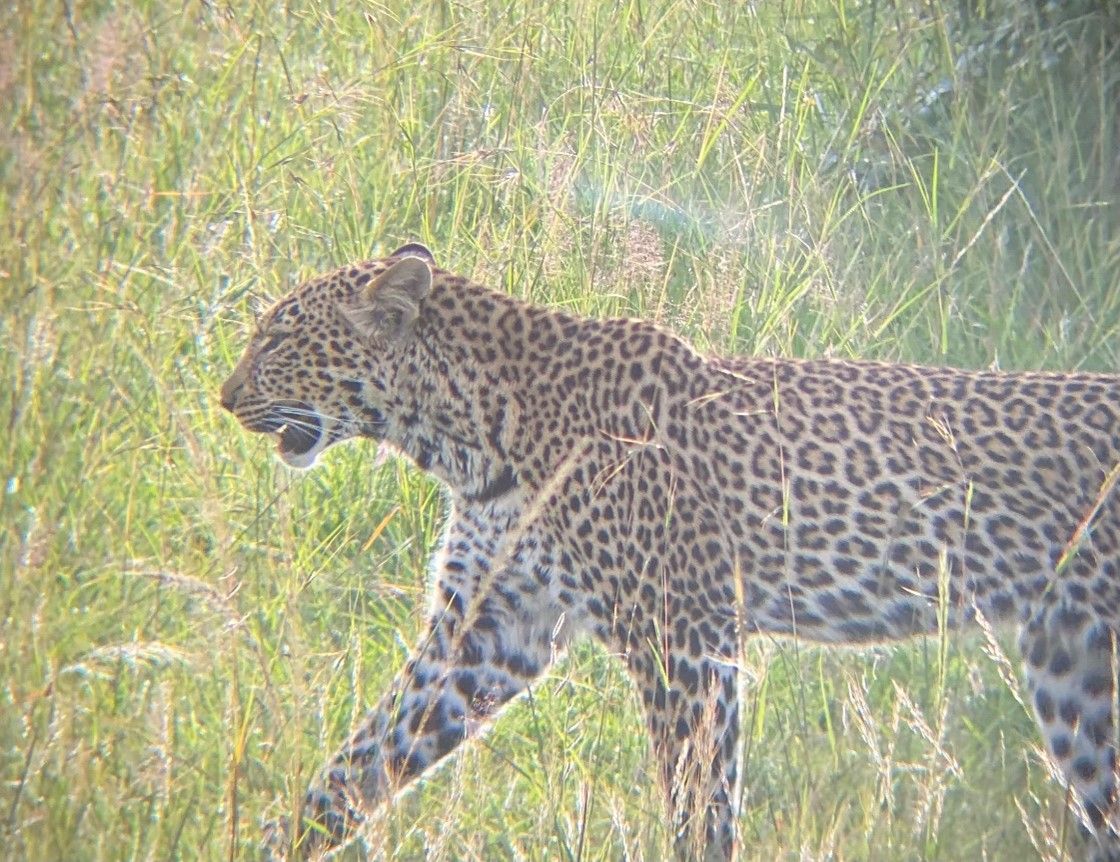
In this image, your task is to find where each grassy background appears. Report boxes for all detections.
[3,1,1119,859]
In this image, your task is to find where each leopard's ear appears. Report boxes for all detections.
[389,242,435,263]
[343,256,432,342]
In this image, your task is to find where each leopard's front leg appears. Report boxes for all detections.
[267,507,566,860]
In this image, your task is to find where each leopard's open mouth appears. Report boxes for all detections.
[272,402,322,458]
[278,418,320,456]
[243,401,322,464]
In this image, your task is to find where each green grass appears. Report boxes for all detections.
[2,1,1118,859]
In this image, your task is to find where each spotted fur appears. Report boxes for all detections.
[221,244,1120,861]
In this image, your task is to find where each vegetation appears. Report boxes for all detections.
[2,1,1118,859]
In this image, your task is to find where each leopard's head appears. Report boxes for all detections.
[219,243,435,468]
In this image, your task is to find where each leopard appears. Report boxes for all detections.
[220,242,1120,861]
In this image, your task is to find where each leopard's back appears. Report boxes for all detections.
[679,357,1120,643]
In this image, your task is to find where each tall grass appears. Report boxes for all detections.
[2,1,1118,859]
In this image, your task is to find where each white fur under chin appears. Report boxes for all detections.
[277,446,319,469]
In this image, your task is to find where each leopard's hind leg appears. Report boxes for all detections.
[1020,597,1120,861]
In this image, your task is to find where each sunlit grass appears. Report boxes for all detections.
[2,1,1118,859]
